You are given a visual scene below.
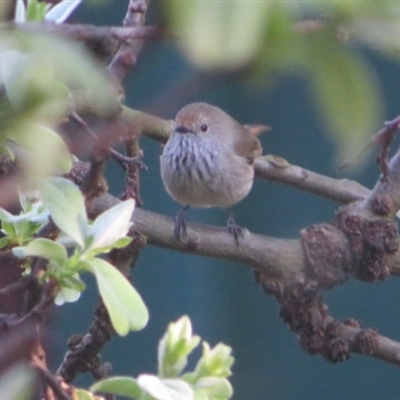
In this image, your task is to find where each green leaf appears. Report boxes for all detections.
[39,178,87,248]
[158,316,201,378]
[26,0,48,22]
[85,199,134,253]
[45,0,81,23]
[165,1,270,70]
[0,237,10,249]
[0,363,34,400]
[194,377,233,399]
[87,258,148,335]
[10,124,72,179]
[0,208,21,223]
[12,238,67,266]
[90,376,142,399]
[1,220,16,237]
[55,285,82,305]
[137,375,194,400]
[73,389,97,400]
[306,38,382,164]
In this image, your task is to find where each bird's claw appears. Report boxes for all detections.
[174,209,187,240]
[227,215,244,245]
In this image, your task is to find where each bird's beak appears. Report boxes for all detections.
[175,125,195,135]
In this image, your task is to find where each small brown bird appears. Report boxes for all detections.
[160,102,264,244]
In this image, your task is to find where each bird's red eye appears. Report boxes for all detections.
[200,124,208,133]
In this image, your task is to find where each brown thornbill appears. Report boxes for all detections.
[160,102,266,244]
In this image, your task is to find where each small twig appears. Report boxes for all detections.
[109,147,147,171]
[107,0,150,86]
[0,278,26,296]
[372,115,400,180]
[119,138,145,204]
[339,115,400,180]
[35,366,71,400]
[68,113,108,195]
[70,112,146,170]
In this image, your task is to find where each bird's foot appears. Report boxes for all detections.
[227,215,244,245]
[174,208,188,240]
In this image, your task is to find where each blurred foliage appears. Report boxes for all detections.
[0,363,34,400]
[163,0,400,166]
[0,29,115,182]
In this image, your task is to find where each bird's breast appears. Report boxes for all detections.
[160,135,254,208]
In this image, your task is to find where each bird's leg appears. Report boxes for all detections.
[226,208,244,245]
[174,205,190,239]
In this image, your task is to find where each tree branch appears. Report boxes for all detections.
[2,21,159,43]
[107,0,150,86]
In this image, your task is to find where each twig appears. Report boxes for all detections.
[107,0,150,86]
[3,21,159,43]
[35,365,71,400]
[373,115,400,180]
[70,112,146,170]
[107,0,150,204]
[69,112,145,199]
[255,156,370,203]
[0,278,26,296]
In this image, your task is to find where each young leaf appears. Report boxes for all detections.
[194,377,233,399]
[45,0,81,23]
[39,178,87,248]
[14,0,26,22]
[90,376,142,399]
[137,375,194,400]
[85,199,135,254]
[12,238,67,267]
[73,389,98,400]
[55,285,81,306]
[86,258,149,336]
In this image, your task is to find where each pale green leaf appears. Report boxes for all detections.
[45,0,81,23]
[14,0,26,22]
[306,39,382,165]
[87,258,148,335]
[74,389,97,400]
[10,124,72,179]
[194,377,233,399]
[165,1,270,70]
[0,363,34,400]
[86,199,134,253]
[90,376,142,399]
[39,178,87,248]
[137,375,194,400]
[12,238,67,266]
[55,285,81,305]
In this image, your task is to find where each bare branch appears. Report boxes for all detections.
[254,156,370,203]
[3,21,159,43]
[108,0,150,86]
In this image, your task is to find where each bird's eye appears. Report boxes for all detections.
[200,124,208,133]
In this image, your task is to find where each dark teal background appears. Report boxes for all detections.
[53,2,400,399]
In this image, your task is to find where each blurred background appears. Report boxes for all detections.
[50,1,400,399]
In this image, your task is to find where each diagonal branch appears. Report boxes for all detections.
[107,0,150,86]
